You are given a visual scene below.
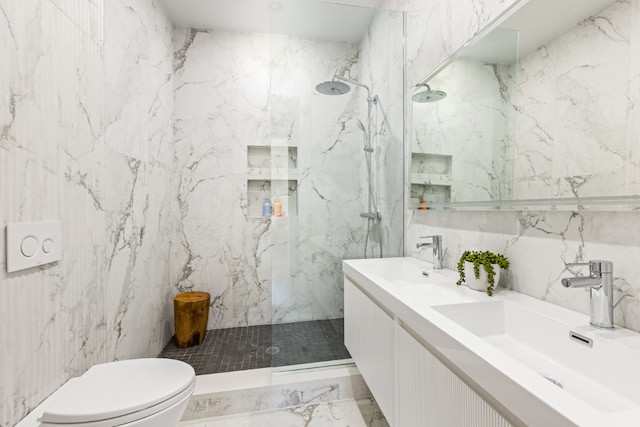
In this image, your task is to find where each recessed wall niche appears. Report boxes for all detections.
[410,183,451,208]
[247,179,298,218]
[411,153,452,175]
[247,145,297,176]
[410,153,452,208]
[247,145,299,218]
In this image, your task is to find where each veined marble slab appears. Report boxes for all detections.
[179,397,388,427]
[182,365,371,421]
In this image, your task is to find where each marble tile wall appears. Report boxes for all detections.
[0,1,106,425]
[1,0,175,425]
[103,0,175,362]
[171,29,276,328]
[171,10,404,329]
[513,0,640,199]
[406,0,640,334]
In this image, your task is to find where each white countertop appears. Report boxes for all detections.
[343,256,640,427]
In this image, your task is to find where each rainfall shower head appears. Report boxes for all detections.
[412,83,446,103]
[316,80,351,95]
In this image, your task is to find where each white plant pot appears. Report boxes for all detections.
[463,261,502,293]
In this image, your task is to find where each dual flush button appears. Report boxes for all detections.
[7,220,62,273]
[20,235,55,257]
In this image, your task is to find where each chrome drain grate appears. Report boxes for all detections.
[265,346,280,354]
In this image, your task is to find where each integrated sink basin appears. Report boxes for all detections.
[344,256,640,425]
[433,300,639,414]
[354,257,455,285]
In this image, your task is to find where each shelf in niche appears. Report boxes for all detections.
[247,145,297,173]
[410,183,451,210]
[411,153,452,176]
[410,173,452,186]
[247,179,298,218]
[246,170,299,181]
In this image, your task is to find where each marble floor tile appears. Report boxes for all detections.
[179,397,389,427]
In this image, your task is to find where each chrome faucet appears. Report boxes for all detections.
[561,260,614,329]
[417,235,443,270]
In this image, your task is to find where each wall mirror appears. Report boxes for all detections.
[410,0,640,210]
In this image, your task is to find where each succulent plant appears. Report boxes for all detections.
[456,250,510,296]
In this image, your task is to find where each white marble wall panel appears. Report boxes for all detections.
[513,0,640,199]
[172,29,274,328]
[409,209,640,332]
[0,1,106,425]
[183,371,372,420]
[182,397,388,427]
[103,0,175,362]
[172,26,402,327]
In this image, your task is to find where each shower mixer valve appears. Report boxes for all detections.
[359,212,381,220]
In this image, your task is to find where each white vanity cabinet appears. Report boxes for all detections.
[344,277,395,425]
[344,273,512,427]
[397,326,512,427]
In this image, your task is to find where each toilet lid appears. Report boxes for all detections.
[40,358,195,424]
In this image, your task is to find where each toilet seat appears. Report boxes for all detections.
[37,358,195,426]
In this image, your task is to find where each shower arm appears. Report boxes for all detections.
[333,75,372,100]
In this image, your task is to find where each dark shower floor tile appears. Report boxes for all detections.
[158,318,351,375]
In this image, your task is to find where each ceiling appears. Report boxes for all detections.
[161,0,384,43]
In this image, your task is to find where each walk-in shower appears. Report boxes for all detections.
[157,4,403,379]
[316,75,383,258]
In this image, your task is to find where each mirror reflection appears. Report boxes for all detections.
[411,0,638,209]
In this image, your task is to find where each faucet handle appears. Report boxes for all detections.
[565,260,613,275]
[420,235,441,241]
[565,261,590,268]
[589,260,613,274]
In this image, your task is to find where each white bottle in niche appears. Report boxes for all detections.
[263,198,271,217]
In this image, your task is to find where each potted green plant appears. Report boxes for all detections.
[456,250,510,296]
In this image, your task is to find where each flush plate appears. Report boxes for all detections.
[6,220,62,273]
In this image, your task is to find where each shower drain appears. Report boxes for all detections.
[265,346,280,354]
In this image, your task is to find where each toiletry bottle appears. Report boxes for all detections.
[273,198,282,217]
[263,198,271,217]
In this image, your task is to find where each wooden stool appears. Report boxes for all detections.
[174,291,210,349]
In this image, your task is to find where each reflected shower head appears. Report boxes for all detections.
[316,80,351,95]
[412,83,446,103]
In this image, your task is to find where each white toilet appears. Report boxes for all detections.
[17,358,196,427]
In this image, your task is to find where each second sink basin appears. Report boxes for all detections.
[362,258,454,285]
[433,300,638,413]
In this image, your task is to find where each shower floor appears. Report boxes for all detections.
[158,318,351,375]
